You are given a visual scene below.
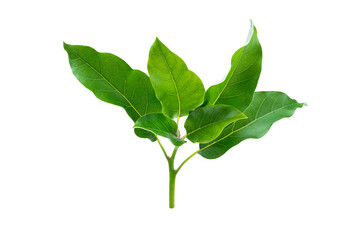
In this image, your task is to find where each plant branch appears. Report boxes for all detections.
[177,129,240,173]
[170,146,179,161]
[156,136,169,160]
[176,149,200,173]
[167,146,179,208]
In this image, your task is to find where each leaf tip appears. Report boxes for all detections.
[150,37,162,51]
[249,19,256,29]
[245,22,257,44]
[154,37,163,46]
[63,41,68,49]
[63,42,73,52]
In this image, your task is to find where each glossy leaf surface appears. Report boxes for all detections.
[199,91,304,159]
[203,22,262,111]
[64,43,162,141]
[147,38,205,119]
[184,105,247,143]
[134,113,186,146]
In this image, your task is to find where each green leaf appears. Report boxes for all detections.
[63,43,162,141]
[199,91,304,159]
[134,128,157,142]
[134,113,186,146]
[203,21,262,111]
[184,105,247,143]
[147,38,205,120]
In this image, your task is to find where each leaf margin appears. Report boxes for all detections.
[198,91,305,159]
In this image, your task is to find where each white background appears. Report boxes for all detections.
[1,0,360,239]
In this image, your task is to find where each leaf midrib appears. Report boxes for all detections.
[185,114,246,139]
[158,44,182,121]
[199,102,300,153]
[68,48,142,118]
[211,37,252,105]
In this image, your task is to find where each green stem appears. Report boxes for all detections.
[168,146,179,208]
[158,137,201,208]
[156,136,177,208]
[156,136,169,160]
[168,163,176,208]
[176,149,199,174]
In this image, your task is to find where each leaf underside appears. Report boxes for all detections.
[134,113,186,146]
[199,91,304,159]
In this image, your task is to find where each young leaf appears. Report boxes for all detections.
[63,43,162,141]
[147,38,205,120]
[203,21,262,111]
[199,91,304,159]
[184,105,247,143]
[134,113,186,146]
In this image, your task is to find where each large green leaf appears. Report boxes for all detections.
[134,113,186,146]
[64,43,162,141]
[147,38,205,120]
[199,92,304,159]
[184,105,247,143]
[203,21,262,111]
